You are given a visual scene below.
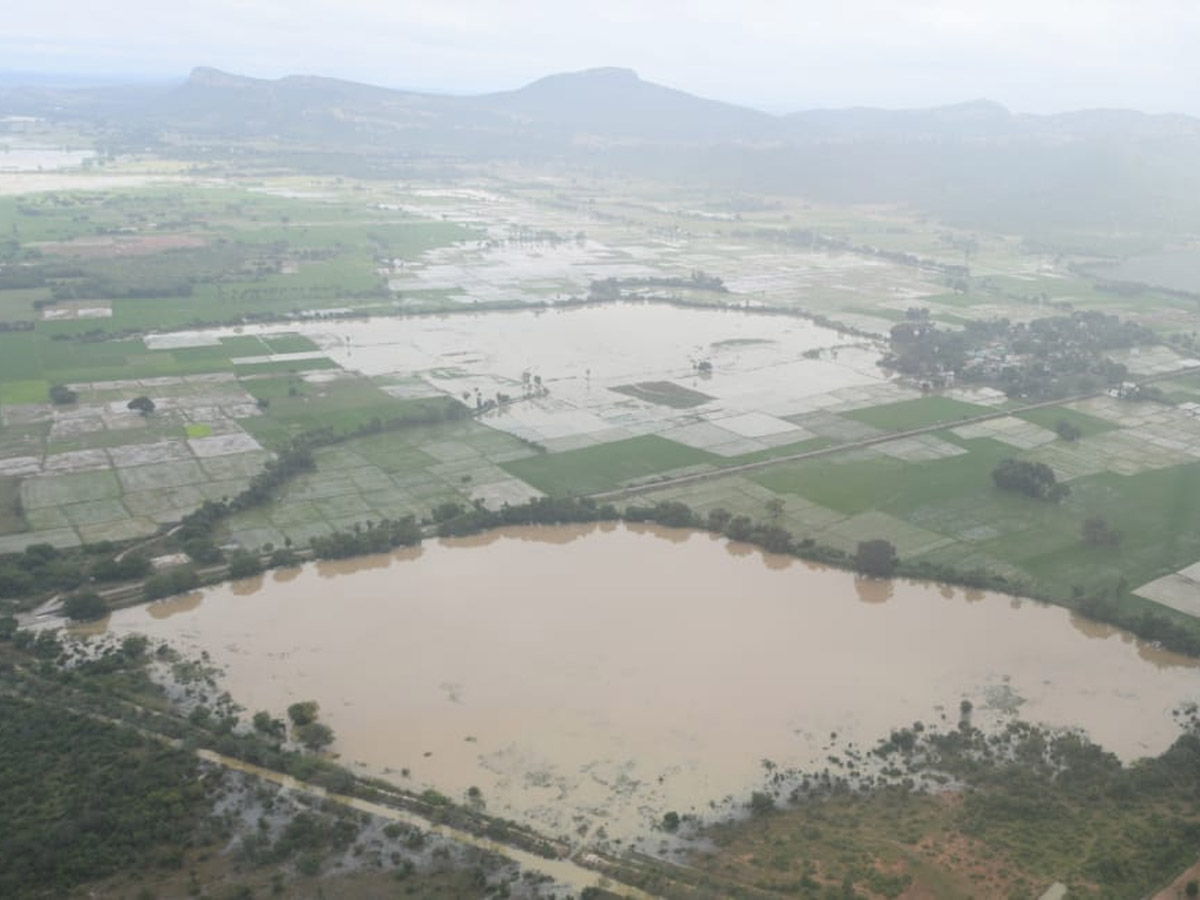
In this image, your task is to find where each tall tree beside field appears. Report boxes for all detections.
[855,539,898,578]
[127,396,156,416]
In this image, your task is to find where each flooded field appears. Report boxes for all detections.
[96,523,1199,843]
[0,142,96,171]
[169,303,917,455]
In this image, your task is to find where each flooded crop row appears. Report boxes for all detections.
[94,523,1199,842]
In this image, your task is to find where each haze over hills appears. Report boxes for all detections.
[5,64,1200,235]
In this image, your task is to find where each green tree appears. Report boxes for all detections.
[63,590,107,621]
[992,458,1069,502]
[295,722,334,751]
[855,539,898,578]
[227,549,262,579]
[287,701,319,727]
[48,384,77,405]
[1054,418,1082,441]
[1082,516,1122,547]
[252,710,286,739]
[749,791,775,816]
[127,395,156,415]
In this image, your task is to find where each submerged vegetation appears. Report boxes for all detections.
[683,714,1200,899]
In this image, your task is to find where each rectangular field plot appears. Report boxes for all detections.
[116,460,209,492]
[874,435,969,462]
[502,435,716,495]
[123,486,208,523]
[78,516,156,542]
[108,440,194,468]
[784,411,883,442]
[188,433,264,458]
[198,452,272,481]
[821,510,954,557]
[42,449,111,473]
[0,380,51,404]
[25,505,70,531]
[1134,574,1200,618]
[609,381,715,408]
[1016,406,1120,439]
[468,478,543,507]
[951,416,1058,450]
[313,493,376,520]
[347,466,399,493]
[843,396,992,431]
[63,498,131,527]
[22,470,121,509]
[0,527,80,553]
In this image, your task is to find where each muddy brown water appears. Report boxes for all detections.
[96,523,1198,841]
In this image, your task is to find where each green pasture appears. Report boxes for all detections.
[1158,373,1200,404]
[261,333,319,354]
[502,435,715,495]
[2,185,477,335]
[238,379,457,447]
[0,328,336,398]
[0,288,49,320]
[749,435,1013,516]
[1016,405,1120,439]
[842,396,993,431]
[0,380,51,404]
[222,417,537,548]
[609,381,714,408]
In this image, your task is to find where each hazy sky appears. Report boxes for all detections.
[4,0,1197,114]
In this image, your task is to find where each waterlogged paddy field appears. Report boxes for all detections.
[5,170,1200,619]
[96,524,1199,844]
[192,303,907,453]
[145,303,1200,625]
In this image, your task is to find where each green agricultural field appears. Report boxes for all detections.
[0,380,51,404]
[502,435,715,495]
[610,381,715,408]
[842,395,994,431]
[261,332,320,354]
[749,435,1013,516]
[0,288,49,319]
[1158,372,1200,403]
[239,378,451,447]
[231,358,338,376]
[1016,405,1120,438]
[221,416,538,548]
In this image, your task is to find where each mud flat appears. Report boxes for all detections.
[96,523,1200,842]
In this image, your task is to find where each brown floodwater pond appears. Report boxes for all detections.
[96,523,1198,841]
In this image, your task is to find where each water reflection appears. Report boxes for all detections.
[147,591,203,620]
[316,551,397,578]
[67,615,111,637]
[231,575,265,597]
[761,551,794,571]
[1070,611,1122,642]
[444,523,600,548]
[854,577,893,604]
[625,521,689,544]
[272,566,303,584]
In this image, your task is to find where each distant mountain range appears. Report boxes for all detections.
[4,66,1200,236]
